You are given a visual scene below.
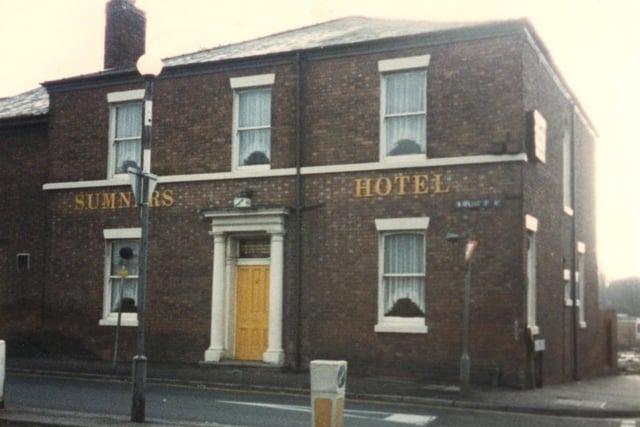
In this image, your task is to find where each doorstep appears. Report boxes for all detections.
[198,360,284,370]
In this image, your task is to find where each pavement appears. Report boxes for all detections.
[2,357,640,423]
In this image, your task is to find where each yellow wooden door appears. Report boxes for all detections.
[235,265,270,360]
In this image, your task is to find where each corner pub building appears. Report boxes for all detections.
[0,0,617,388]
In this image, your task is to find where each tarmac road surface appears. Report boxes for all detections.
[4,373,637,426]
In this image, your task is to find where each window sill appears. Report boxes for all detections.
[381,154,427,163]
[99,316,138,327]
[374,322,428,334]
[563,206,574,216]
[580,321,587,329]
[234,164,271,173]
[527,325,539,335]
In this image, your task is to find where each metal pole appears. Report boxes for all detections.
[460,259,471,394]
[131,76,153,423]
[112,275,125,368]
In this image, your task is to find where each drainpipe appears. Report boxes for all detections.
[569,102,578,381]
[293,51,304,369]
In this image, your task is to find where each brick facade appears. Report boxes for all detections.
[0,18,614,387]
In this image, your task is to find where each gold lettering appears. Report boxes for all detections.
[413,175,429,194]
[74,194,85,210]
[100,193,116,209]
[87,194,99,209]
[118,192,132,208]
[354,178,372,197]
[433,173,451,194]
[375,177,392,196]
[161,190,175,207]
[394,175,411,195]
[150,191,161,208]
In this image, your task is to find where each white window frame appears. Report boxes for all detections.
[562,131,573,215]
[374,217,429,334]
[230,73,275,172]
[525,215,538,334]
[563,268,573,307]
[378,55,430,163]
[107,89,145,179]
[577,242,587,328]
[99,228,141,327]
[532,110,547,163]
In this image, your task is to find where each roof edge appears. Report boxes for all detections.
[43,19,524,90]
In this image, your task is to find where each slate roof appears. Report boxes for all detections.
[2,16,493,121]
[0,87,49,120]
[164,16,481,66]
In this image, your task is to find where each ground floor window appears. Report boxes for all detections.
[100,228,141,327]
[577,241,587,328]
[525,214,538,334]
[374,217,429,334]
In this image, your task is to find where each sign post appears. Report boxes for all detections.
[310,360,347,427]
[461,239,478,394]
[0,339,5,409]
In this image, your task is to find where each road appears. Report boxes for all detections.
[3,373,636,426]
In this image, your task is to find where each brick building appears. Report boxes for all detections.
[0,0,617,387]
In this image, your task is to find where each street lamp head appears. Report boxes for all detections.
[445,231,461,243]
[136,54,163,78]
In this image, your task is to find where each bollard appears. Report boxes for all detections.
[1,340,5,409]
[310,360,347,427]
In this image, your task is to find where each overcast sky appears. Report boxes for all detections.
[0,0,638,280]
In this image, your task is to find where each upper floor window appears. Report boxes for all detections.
[562,131,573,214]
[230,74,275,170]
[378,55,430,162]
[107,89,144,178]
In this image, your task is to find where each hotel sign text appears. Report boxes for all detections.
[354,173,451,198]
[74,190,175,210]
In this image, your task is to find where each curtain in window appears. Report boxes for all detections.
[385,71,426,156]
[238,89,271,165]
[115,140,141,173]
[110,240,139,312]
[383,233,425,316]
[114,103,142,173]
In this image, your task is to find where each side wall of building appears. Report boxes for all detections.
[0,123,48,353]
[522,35,612,384]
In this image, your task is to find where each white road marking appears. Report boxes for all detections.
[216,400,437,424]
[384,414,437,425]
[620,420,636,427]
[554,398,606,408]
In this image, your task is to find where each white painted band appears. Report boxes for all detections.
[230,73,275,89]
[107,89,145,103]
[42,153,528,190]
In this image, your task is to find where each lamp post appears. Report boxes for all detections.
[130,54,163,423]
[446,232,478,395]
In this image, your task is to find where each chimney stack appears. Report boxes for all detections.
[104,0,146,69]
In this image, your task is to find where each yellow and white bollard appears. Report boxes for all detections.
[310,360,347,427]
[1,340,5,409]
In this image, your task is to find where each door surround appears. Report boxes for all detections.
[202,208,287,366]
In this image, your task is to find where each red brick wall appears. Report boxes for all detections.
[522,37,604,384]
[0,123,48,347]
[31,30,602,386]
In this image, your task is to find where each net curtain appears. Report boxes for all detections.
[384,71,426,156]
[383,233,425,315]
[238,89,271,165]
[114,103,142,173]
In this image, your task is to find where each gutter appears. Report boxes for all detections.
[569,103,579,380]
[293,50,304,369]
